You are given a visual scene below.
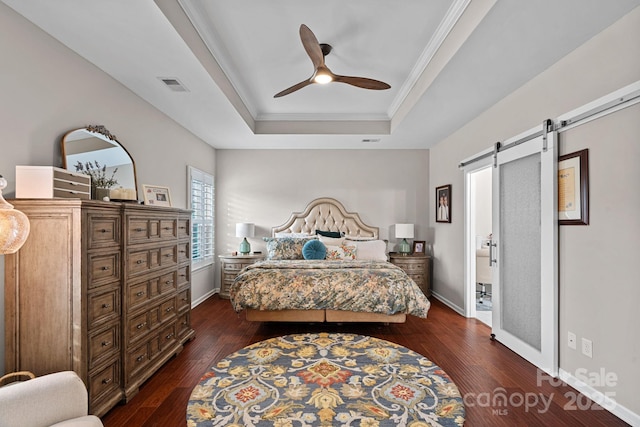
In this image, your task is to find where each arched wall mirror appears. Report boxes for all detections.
[61,125,138,200]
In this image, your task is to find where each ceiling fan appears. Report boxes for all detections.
[274,24,391,98]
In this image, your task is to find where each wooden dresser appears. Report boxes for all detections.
[388,253,432,297]
[4,199,195,416]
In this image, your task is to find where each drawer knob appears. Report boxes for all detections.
[136,260,145,264]
[101,266,110,271]
[100,228,109,233]
[165,333,174,340]
[136,291,145,297]
[101,341,111,347]
[180,274,186,277]
[102,303,111,309]
[164,253,172,258]
[165,306,173,312]
[165,280,173,285]
[135,227,144,232]
[136,322,147,329]
[163,226,172,230]
[102,378,112,385]
[136,354,146,362]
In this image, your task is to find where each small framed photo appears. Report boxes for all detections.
[436,184,451,223]
[558,149,589,225]
[413,240,426,254]
[143,185,172,207]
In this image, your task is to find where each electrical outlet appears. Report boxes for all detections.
[568,331,577,350]
[581,338,593,358]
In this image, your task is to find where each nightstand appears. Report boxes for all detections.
[218,254,265,299]
[389,253,431,297]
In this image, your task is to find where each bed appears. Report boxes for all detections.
[229,197,430,323]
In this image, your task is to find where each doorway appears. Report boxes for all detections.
[465,164,492,326]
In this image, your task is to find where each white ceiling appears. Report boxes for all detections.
[3,0,639,149]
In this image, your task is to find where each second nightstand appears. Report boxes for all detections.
[389,253,431,297]
[218,254,265,299]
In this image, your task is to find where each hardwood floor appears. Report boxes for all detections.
[101,295,629,426]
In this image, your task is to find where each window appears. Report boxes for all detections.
[188,166,214,268]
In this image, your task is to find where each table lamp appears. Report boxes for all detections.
[0,174,30,254]
[395,223,414,256]
[236,223,255,255]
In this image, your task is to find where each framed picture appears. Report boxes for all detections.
[435,184,451,223]
[413,240,426,254]
[558,149,589,225]
[143,184,172,207]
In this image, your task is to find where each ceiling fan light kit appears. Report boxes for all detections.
[274,24,390,98]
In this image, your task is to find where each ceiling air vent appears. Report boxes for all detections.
[159,77,189,92]
[361,138,381,143]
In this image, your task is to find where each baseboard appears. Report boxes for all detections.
[430,291,465,316]
[191,289,217,308]
[559,368,639,426]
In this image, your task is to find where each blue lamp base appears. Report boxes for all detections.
[239,237,251,255]
[398,238,411,256]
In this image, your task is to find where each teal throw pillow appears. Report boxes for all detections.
[302,239,327,260]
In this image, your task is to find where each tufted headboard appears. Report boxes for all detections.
[271,197,378,238]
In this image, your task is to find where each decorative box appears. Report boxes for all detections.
[15,165,91,199]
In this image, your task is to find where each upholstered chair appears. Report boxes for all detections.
[0,371,103,427]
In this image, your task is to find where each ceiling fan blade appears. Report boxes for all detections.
[274,79,314,98]
[333,75,391,90]
[299,24,324,69]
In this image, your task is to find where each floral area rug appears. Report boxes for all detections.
[187,333,465,426]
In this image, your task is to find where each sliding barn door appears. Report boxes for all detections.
[491,125,558,376]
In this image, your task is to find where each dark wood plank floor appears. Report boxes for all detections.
[101,295,629,427]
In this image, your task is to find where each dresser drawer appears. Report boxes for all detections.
[160,245,178,267]
[89,358,121,406]
[159,219,177,239]
[177,218,190,239]
[177,242,189,263]
[127,245,176,276]
[88,252,121,288]
[177,289,190,312]
[128,311,152,343]
[126,216,178,244]
[88,287,120,328]
[159,298,177,323]
[87,215,121,249]
[158,323,177,352]
[89,323,120,369]
[177,312,191,339]
[177,265,190,288]
[126,341,151,380]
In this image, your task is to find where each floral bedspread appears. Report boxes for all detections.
[230,260,431,318]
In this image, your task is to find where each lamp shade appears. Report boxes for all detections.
[395,224,414,239]
[235,223,255,238]
[0,175,30,254]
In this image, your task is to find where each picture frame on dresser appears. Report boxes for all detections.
[142,184,172,207]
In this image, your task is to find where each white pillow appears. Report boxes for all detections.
[344,235,377,241]
[349,239,388,261]
[318,235,346,246]
[274,232,314,238]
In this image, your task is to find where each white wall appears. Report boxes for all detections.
[214,149,430,290]
[0,3,217,371]
[429,6,640,420]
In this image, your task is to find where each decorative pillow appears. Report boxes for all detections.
[325,243,357,260]
[315,230,343,238]
[349,239,388,261]
[274,232,313,238]
[318,235,346,246]
[302,239,327,260]
[263,237,316,260]
[344,235,378,241]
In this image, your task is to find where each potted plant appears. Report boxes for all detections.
[75,161,118,200]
